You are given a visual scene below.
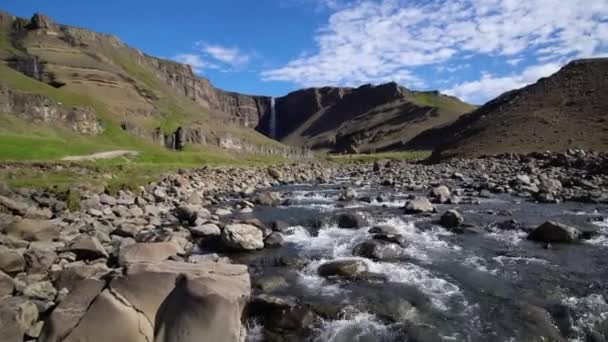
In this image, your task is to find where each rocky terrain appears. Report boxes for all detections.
[268,82,474,153]
[0,149,607,341]
[430,58,608,160]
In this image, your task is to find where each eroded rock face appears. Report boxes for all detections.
[41,261,250,342]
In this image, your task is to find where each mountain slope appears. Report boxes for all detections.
[0,11,293,161]
[429,58,608,161]
[267,82,475,153]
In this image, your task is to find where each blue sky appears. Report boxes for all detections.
[3,0,608,104]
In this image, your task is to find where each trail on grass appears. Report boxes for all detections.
[61,150,139,161]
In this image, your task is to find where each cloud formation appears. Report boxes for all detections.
[262,0,608,102]
[173,43,251,74]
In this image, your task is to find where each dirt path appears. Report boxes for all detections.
[61,150,139,161]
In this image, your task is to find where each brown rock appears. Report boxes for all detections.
[4,219,61,242]
[67,235,109,261]
[118,242,181,266]
[0,246,25,274]
[0,297,39,342]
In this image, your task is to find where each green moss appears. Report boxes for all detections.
[413,92,476,113]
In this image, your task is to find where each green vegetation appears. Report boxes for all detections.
[325,151,431,164]
[413,92,476,113]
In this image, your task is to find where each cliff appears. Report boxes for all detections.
[430,58,608,161]
[264,82,475,153]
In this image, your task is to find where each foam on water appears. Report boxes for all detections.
[485,227,528,245]
[313,312,395,342]
[562,294,608,341]
[587,218,608,247]
[493,255,550,266]
[463,255,497,275]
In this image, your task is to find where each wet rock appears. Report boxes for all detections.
[271,220,290,232]
[254,276,288,293]
[318,259,368,279]
[404,197,436,214]
[66,235,108,261]
[118,242,182,266]
[430,185,451,203]
[0,297,39,342]
[527,221,581,243]
[338,188,357,202]
[253,192,282,207]
[0,246,25,274]
[353,240,401,261]
[3,219,60,241]
[221,224,264,250]
[264,232,285,248]
[336,212,369,229]
[369,225,400,235]
[440,210,464,229]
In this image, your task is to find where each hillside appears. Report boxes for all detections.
[267,82,475,153]
[429,58,608,161]
[0,11,296,162]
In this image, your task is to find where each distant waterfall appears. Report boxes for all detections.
[269,97,277,139]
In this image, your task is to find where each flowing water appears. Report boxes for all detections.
[224,180,608,341]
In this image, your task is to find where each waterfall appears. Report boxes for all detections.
[269,97,277,139]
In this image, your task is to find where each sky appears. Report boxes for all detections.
[3,0,608,104]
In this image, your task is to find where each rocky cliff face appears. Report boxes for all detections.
[263,82,474,153]
[430,58,608,160]
[0,85,102,134]
[0,11,273,151]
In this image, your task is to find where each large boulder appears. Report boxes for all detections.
[440,210,464,229]
[118,242,182,266]
[527,221,581,243]
[253,192,282,207]
[336,212,369,229]
[41,261,250,342]
[3,219,60,241]
[318,259,369,279]
[66,235,109,261]
[0,246,25,274]
[352,240,401,261]
[404,197,436,214]
[0,297,39,342]
[221,224,264,251]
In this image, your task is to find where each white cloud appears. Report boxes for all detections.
[261,0,608,100]
[172,54,217,74]
[445,62,562,104]
[197,42,250,67]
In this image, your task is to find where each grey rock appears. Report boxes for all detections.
[221,224,264,251]
[0,297,39,342]
[253,192,282,207]
[189,223,221,238]
[67,235,109,260]
[337,212,369,229]
[404,197,436,214]
[440,210,465,229]
[0,270,14,298]
[353,240,401,261]
[430,185,451,203]
[318,259,369,279]
[264,232,285,248]
[0,246,25,274]
[23,281,57,301]
[528,221,581,243]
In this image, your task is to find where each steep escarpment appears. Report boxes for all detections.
[430,58,608,161]
[265,82,474,153]
[0,11,278,156]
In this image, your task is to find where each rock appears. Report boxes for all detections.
[404,197,436,214]
[338,188,357,201]
[0,271,14,298]
[0,246,25,274]
[43,261,250,342]
[23,281,57,301]
[118,242,182,266]
[369,225,400,235]
[54,262,111,291]
[174,204,206,226]
[67,235,109,260]
[440,210,465,229]
[336,212,369,229]
[3,219,61,241]
[527,221,581,243]
[99,194,117,206]
[318,259,368,279]
[113,222,144,237]
[254,276,288,293]
[0,195,29,215]
[0,297,39,342]
[268,168,283,180]
[430,185,451,203]
[271,220,290,232]
[221,224,264,251]
[189,223,221,238]
[352,240,401,261]
[253,192,282,207]
[264,232,285,248]
[215,208,232,216]
[24,244,57,274]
